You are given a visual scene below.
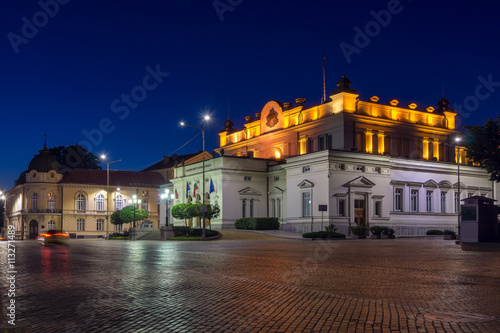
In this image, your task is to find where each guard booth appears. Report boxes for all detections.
[461,196,499,243]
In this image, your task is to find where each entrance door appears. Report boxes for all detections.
[354,199,365,227]
[29,220,39,239]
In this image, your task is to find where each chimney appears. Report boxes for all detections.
[163,156,170,164]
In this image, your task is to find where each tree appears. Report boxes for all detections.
[204,204,220,227]
[171,203,192,229]
[465,116,500,182]
[110,206,149,226]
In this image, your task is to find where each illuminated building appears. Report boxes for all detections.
[171,76,496,235]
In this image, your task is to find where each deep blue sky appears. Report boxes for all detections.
[1,0,499,190]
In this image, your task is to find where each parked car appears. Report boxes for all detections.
[37,230,69,245]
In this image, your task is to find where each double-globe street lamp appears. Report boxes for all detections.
[455,137,461,235]
[161,189,175,227]
[132,194,142,228]
[100,155,122,239]
[180,115,211,239]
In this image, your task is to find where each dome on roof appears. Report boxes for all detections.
[28,145,61,173]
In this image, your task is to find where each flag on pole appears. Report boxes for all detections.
[193,182,199,198]
[186,182,190,199]
[322,53,326,72]
[209,178,215,194]
[175,189,178,199]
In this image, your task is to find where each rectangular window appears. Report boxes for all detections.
[426,191,433,212]
[411,190,419,212]
[274,176,279,181]
[272,199,276,217]
[318,136,325,150]
[244,176,252,181]
[441,192,446,213]
[114,224,123,232]
[455,192,460,213]
[242,199,246,218]
[303,166,311,173]
[277,199,281,219]
[374,201,381,217]
[77,219,85,231]
[96,219,104,231]
[250,199,254,218]
[394,188,402,212]
[327,134,332,149]
[338,199,345,216]
[303,192,311,217]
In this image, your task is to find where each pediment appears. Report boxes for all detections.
[423,180,439,188]
[269,186,284,195]
[297,180,314,189]
[438,180,452,188]
[238,187,262,196]
[343,176,375,188]
[452,182,466,189]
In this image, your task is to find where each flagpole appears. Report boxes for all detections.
[322,54,326,103]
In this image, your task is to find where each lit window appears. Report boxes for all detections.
[394,189,402,212]
[47,193,56,211]
[48,220,56,230]
[303,192,311,217]
[114,223,123,232]
[116,195,124,210]
[96,194,105,211]
[76,193,86,211]
[31,193,38,210]
[141,199,149,211]
[77,218,85,231]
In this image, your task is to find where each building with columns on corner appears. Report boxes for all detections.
[4,144,166,239]
[169,75,497,235]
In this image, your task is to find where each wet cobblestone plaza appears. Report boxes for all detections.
[1,232,500,332]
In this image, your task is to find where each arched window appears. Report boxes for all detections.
[77,218,85,231]
[76,193,86,211]
[48,220,56,229]
[31,193,38,210]
[116,195,124,210]
[96,194,105,211]
[47,193,56,211]
[141,199,149,211]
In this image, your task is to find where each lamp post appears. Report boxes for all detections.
[455,137,461,235]
[100,155,122,239]
[180,115,211,239]
[161,189,175,227]
[0,189,6,237]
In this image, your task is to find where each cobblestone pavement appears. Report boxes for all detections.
[1,232,500,332]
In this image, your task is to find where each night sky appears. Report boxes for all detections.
[1,0,499,190]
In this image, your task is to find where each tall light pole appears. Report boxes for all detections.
[100,155,121,239]
[161,189,175,227]
[181,115,211,238]
[0,189,6,237]
[455,137,461,235]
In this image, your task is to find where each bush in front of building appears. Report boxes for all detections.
[349,226,366,235]
[426,229,444,235]
[443,229,456,236]
[370,226,385,236]
[302,231,346,239]
[234,217,280,230]
[381,227,395,235]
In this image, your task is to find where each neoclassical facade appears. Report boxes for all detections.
[5,145,165,239]
[170,76,497,235]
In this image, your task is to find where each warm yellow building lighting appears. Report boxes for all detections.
[365,130,373,154]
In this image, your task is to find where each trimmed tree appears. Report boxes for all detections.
[111,205,149,227]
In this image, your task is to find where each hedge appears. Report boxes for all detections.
[234,217,280,230]
[302,231,346,239]
[426,229,444,235]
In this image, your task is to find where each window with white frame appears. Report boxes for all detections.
[394,188,402,212]
[96,218,104,231]
[303,192,311,217]
[338,198,345,216]
[114,223,123,232]
[374,201,381,217]
[410,189,419,212]
[96,194,105,211]
[31,193,38,210]
[441,192,446,213]
[47,193,56,211]
[426,191,433,212]
[250,199,254,217]
[116,195,124,210]
[277,198,281,219]
[272,199,276,217]
[141,199,149,211]
[76,193,86,211]
[242,199,246,218]
[48,220,56,230]
[77,218,85,231]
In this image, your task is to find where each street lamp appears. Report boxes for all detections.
[180,115,211,238]
[161,189,175,227]
[100,155,122,239]
[132,194,141,228]
[455,137,461,235]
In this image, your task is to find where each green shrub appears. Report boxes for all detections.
[324,224,338,233]
[302,231,346,239]
[234,218,280,230]
[443,229,456,236]
[350,226,366,235]
[370,226,384,236]
[382,227,395,235]
[426,229,444,235]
